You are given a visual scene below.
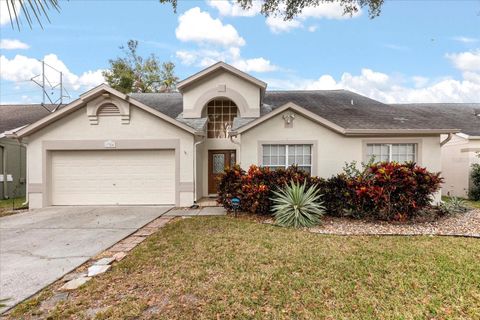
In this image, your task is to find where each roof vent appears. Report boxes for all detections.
[393,117,408,123]
[98,103,120,116]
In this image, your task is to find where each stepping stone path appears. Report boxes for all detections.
[60,276,91,291]
[87,265,111,277]
[94,257,115,265]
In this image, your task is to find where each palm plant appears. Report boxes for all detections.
[271,181,325,228]
[5,0,61,30]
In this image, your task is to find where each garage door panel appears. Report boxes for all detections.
[51,150,175,205]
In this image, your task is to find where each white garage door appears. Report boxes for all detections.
[51,150,175,205]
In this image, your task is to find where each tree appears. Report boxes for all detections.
[160,0,385,19]
[102,40,179,94]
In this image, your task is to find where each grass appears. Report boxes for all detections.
[442,196,480,209]
[0,197,26,217]
[8,217,480,319]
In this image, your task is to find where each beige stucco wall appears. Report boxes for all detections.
[240,111,443,202]
[25,102,195,208]
[441,134,480,198]
[181,71,261,118]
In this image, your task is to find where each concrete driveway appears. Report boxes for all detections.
[0,206,171,311]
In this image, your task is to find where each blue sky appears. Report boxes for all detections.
[1,0,479,104]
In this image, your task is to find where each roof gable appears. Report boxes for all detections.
[177,61,267,92]
[14,84,198,138]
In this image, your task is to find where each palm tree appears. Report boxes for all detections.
[5,0,61,30]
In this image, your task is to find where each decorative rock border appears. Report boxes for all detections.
[262,209,480,238]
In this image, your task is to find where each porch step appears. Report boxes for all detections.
[196,197,220,207]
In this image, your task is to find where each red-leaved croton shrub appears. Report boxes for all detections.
[217,165,319,214]
[345,162,443,220]
[217,161,442,221]
[216,164,245,212]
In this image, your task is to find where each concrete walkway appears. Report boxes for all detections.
[0,206,171,311]
[164,206,227,216]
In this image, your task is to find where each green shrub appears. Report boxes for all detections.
[315,174,353,217]
[271,181,325,228]
[469,157,480,200]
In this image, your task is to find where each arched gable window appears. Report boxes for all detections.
[206,99,238,139]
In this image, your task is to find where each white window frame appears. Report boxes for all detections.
[262,144,313,173]
[366,143,418,163]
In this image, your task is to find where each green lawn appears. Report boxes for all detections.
[8,217,480,319]
[0,197,26,217]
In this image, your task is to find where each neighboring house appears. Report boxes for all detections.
[10,62,459,209]
[393,103,480,198]
[0,105,52,199]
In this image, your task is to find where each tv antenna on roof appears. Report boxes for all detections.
[31,60,70,113]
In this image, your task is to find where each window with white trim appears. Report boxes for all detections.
[366,143,417,163]
[262,144,312,173]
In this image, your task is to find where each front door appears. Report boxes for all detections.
[208,150,236,194]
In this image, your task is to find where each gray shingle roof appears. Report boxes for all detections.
[0,104,53,134]
[129,92,183,118]
[130,90,464,132]
[391,103,480,136]
[175,114,208,131]
[263,90,460,131]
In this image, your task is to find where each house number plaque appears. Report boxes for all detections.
[104,140,116,148]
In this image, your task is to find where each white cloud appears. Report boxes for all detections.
[265,49,480,103]
[266,3,361,33]
[266,16,301,33]
[452,36,478,44]
[0,39,29,50]
[175,7,245,47]
[294,69,480,103]
[232,57,277,73]
[307,25,318,32]
[300,3,359,19]
[176,47,278,73]
[0,54,105,91]
[446,50,480,72]
[0,0,19,26]
[207,0,261,17]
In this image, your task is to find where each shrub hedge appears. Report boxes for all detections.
[217,161,443,221]
[470,157,480,200]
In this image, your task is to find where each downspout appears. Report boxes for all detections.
[0,144,7,199]
[440,133,453,147]
[192,135,205,207]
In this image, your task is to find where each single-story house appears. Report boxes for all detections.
[392,103,480,198]
[10,62,460,208]
[0,105,51,199]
